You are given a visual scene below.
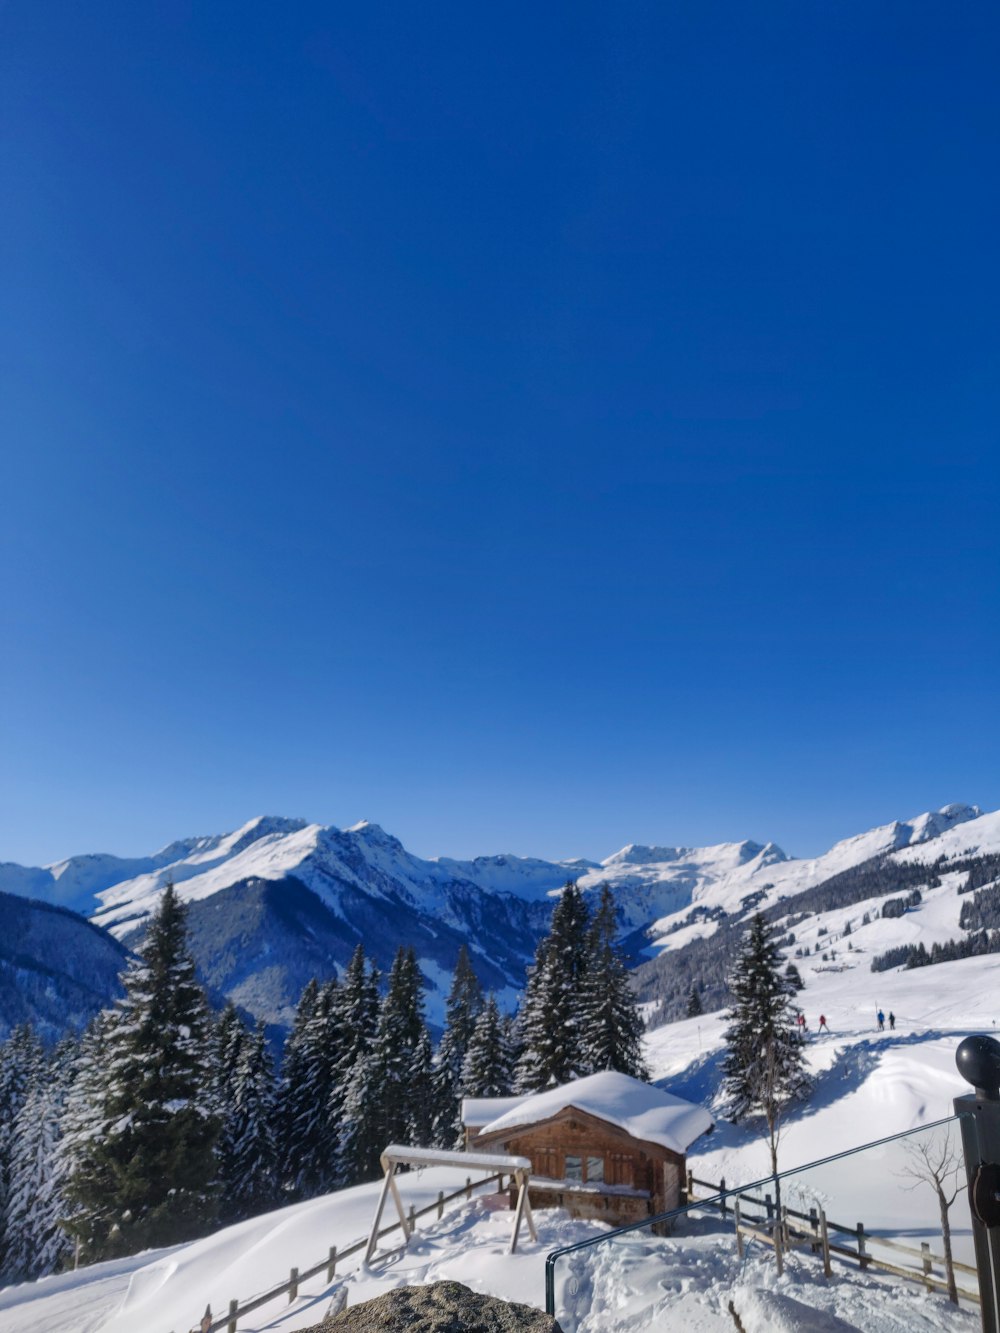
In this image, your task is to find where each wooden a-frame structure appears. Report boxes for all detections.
[364,1144,536,1263]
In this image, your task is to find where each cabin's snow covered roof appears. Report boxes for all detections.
[461,1094,525,1127]
[475,1071,713,1156]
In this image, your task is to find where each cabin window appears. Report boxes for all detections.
[586,1156,604,1183]
[564,1154,583,1181]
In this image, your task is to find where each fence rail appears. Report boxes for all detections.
[687,1172,979,1306]
[198,1171,510,1333]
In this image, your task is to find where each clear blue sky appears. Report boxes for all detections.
[2,2,998,867]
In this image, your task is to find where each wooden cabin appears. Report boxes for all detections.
[463,1071,712,1227]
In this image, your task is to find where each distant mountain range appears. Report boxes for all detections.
[1,801,995,1037]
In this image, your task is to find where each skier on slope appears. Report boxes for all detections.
[818,1013,829,1033]
[877,1008,885,1031]
[888,1011,896,1031]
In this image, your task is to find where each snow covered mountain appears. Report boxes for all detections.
[0,802,992,1032]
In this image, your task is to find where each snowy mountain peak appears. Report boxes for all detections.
[345,819,399,846]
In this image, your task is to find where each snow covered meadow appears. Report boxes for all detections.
[2,940,991,1333]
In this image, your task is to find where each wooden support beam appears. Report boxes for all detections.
[364,1167,394,1263]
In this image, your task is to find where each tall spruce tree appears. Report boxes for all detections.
[0,1025,44,1273]
[2,1045,73,1281]
[461,995,514,1098]
[686,983,704,1017]
[284,977,341,1198]
[277,977,318,1194]
[331,948,382,1188]
[225,1022,279,1220]
[57,1012,116,1264]
[432,945,484,1147]
[368,948,432,1150]
[64,882,219,1260]
[214,1006,279,1221]
[722,913,811,1179]
[515,882,592,1091]
[579,884,648,1079]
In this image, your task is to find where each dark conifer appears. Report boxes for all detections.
[3,1044,73,1281]
[461,995,514,1098]
[432,945,484,1147]
[368,948,429,1150]
[686,982,704,1017]
[579,884,647,1079]
[722,913,811,1177]
[224,1022,279,1219]
[64,882,219,1259]
[784,962,805,991]
[515,882,592,1091]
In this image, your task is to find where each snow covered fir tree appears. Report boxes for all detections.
[721,911,812,1178]
[63,882,220,1261]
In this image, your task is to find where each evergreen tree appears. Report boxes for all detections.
[336,1047,383,1186]
[407,1027,436,1148]
[784,962,805,991]
[284,977,341,1198]
[368,948,431,1150]
[0,1024,44,1269]
[64,883,219,1260]
[225,1022,279,1220]
[331,948,382,1188]
[686,982,704,1018]
[56,1012,116,1265]
[3,1046,73,1281]
[515,882,592,1091]
[579,884,648,1080]
[722,913,811,1179]
[328,946,380,1135]
[431,946,484,1147]
[213,1006,279,1220]
[461,995,514,1098]
[277,977,318,1194]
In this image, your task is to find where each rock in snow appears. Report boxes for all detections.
[312,1280,564,1332]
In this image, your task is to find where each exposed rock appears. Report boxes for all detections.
[310,1280,563,1332]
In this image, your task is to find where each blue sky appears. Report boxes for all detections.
[2,2,998,866]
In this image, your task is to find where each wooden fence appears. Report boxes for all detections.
[686,1172,979,1306]
[194,1171,511,1333]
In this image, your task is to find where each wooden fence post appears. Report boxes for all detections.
[289,1267,299,1303]
[809,1206,819,1254]
[408,1204,416,1233]
[327,1246,337,1282]
[720,1176,727,1218]
[734,1198,744,1259]
[765,1193,774,1224]
[437,1190,444,1219]
[227,1298,238,1333]
[465,1176,472,1199]
[819,1208,832,1278]
[921,1241,932,1287]
[857,1223,869,1272]
[774,1209,784,1277]
[686,1168,693,1203]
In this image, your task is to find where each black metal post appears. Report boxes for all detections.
[955,1034,1000,1332]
